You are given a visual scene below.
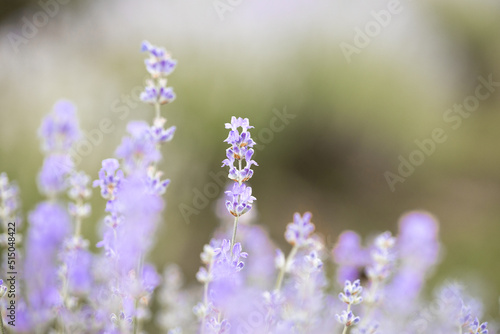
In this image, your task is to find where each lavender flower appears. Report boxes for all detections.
[140,40,177,120]
[141,40,177,78]
[336,310,360,327]
[339,279,363,306]
[38,100,81,153]
[141,79,176,105]
[24,202,71,327]
[93,158,123,201]
[274,212,316,291]
[150,117,176,144]
[222,116,258,185]
[37,154,74,196]
[284,212,315,247]
[224,183,256,217]
[115,122,161,173]
[332,231,370,285]
[386,212,440,311]
[336,280,363,333]
[222,116,258,251]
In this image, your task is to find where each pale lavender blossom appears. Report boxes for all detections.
[38,100,81,152]
[115,122,161,172]
[37,154,74,196]
[332,231,370,285]
[141,40,177,78]
[141,79,176,105]
[284,212,315,247]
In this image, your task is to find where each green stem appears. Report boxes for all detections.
[230,216,239,256]
[154,102,160,120]
[275,245,298,291]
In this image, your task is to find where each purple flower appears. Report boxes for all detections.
[141,40,177,78]
[63,245,93,295]
[332,231,370,285]
[467,318,488,334]
[335,310,360,327]
[146,167,170,195]
[222,117,258,186]
[38,100,81,152]
[224,183,256,217]
[112,174,164,272]
[150,117,176,144]
[24,202,71,324]
[67,171,92,200]
[338,279,363,305]
[37,154,74,196]
[140,79,176,105]
[397,211,440,270]
[115,122,161,172]
[284,212,315,247]
[224,116,254,132]
[366,231,395,282]
[93,158,124,201]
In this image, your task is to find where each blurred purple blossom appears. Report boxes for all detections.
[38,100,81,153]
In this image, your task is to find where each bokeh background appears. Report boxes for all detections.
[1,0,500,322]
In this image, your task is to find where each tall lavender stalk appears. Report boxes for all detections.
[93,41,177,334]
[221,117,257,252]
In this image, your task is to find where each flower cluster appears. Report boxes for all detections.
[336,280,363,330]
[140,41,177,108]
[222,117,257,218]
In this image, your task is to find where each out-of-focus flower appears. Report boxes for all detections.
[284,212,315,247]
[38,100,81,153]
[141,40,177,78]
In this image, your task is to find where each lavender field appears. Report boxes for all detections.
[0,0,500,333]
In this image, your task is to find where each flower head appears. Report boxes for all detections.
[335,310,360,327]
[37,154,74,196]
[224,183,256,217]
[141,41,177,78]
[284,212,315,247]
[38,100,81,152]
[140,79,176,105]
[93,159,124,201]
[222,117,258,185]
[338,279,363,305]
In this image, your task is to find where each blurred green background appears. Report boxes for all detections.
[0,0,499,319]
